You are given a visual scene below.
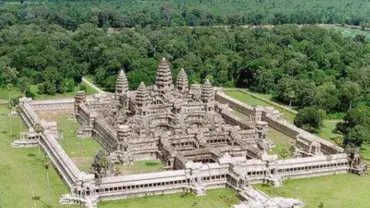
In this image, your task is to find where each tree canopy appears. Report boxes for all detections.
[337,106,370,147]
[2,0,370,29]
[294,107,326,133]
[0,1,370,116]
[1,23,370,112]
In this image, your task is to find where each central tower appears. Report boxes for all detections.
[156,57,173,93]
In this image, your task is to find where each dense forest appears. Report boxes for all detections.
[2,23,370,112]
[1,0,370,147]
[2,0,370,29]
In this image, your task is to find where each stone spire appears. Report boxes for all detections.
[156,57,173,91]
[176,68,188,92]
[135,82,149,107]
[201,79,214,103]
[115,69,128,94]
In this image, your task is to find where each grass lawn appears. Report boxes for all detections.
[0,82,98,102]
[84,75,107,91]
[29,83,97,100]
[226,90,270,107]
[0,104,77,208]
[255,174,370,208]
[268,128,294,158]
[0,87,22,101]
[360,145,370,162]
[225,90,295,122]
[115,160,164,175]
[317,120,341,140]
[37,111,102,172]
[56,114,102,172]
[99,188,240,208]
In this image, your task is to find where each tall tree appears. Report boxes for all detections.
[343,125,369,148]
[7,102,13,136]
[294,107,326,133]
[341,81,361,111]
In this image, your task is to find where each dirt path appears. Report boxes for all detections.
[82,77,104,93]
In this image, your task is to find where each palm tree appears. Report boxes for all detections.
[34,123,44,134]
[7,102,13,136]
[34,123,44,154]
[279,148,290,160]
[16,105,22,132]
[288,90,295,108]
[43,155,51,206]
[6,83,12,103]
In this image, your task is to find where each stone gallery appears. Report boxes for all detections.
[13,58,368,208]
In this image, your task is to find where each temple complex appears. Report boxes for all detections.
[13,58,368,208]
[75,57,274,172]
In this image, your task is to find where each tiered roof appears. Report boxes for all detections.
[135,82,150,107]
[176,68,188,92]
[201,79,214,103]
[156,57,173,90]
[115,69,129,94]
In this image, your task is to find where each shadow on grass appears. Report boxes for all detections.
[27,153,36,157]
[145,161,160,167]
[27,152,44,163]
[32,196,52,208]
[260,184,271,188]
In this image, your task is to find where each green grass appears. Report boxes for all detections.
[268,128,294,158]
[0,82,98,102]
[37,111,102,172]
[360,145,370,162]
[0,87,22,101]
[226,90,270,107]
[317,120,341,140]
[0,104,77,208]
[116,160,164,175]
[255,174,370,208]
[54,114,102,172]
[56,114,101,158]
[29,83,97,100]
[99,188,240,208]
[231,108,294,158]
[225,90,295,122]
[83,75,107,91]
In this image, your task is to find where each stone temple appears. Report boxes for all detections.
[76,58,273,170]
[14,58,368,208]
